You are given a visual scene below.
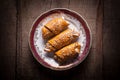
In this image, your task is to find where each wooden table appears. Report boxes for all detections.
[0,0,120,80]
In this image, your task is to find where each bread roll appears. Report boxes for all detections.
[42,18,69,39]
[54,42,81,64]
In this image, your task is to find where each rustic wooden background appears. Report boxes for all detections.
[0,0,120,80]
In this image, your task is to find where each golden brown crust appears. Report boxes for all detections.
[46,29,80,52]
[45,18,69,35]
[54,42,81,64]
[42,27,54,39]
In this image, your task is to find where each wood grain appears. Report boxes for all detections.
[0,0,16,80]
[16,0,103,80]
[16,0,52,80]
[103,0,120,79]
[1,0,120,80]
[51,0,69,8]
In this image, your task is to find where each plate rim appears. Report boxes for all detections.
[28,8,92,70]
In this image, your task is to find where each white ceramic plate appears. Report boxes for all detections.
[29,8,92,70]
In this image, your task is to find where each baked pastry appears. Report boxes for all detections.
[42,18,69,39]
[54,42,81,64]
[44,29,80,52]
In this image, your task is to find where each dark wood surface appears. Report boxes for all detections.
[0,0,120,80]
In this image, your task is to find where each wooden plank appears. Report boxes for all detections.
[0,0,16,80]
[103,1,120,79]
[103,0,120,79]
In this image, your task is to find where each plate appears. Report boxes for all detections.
[29,8,92,70]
